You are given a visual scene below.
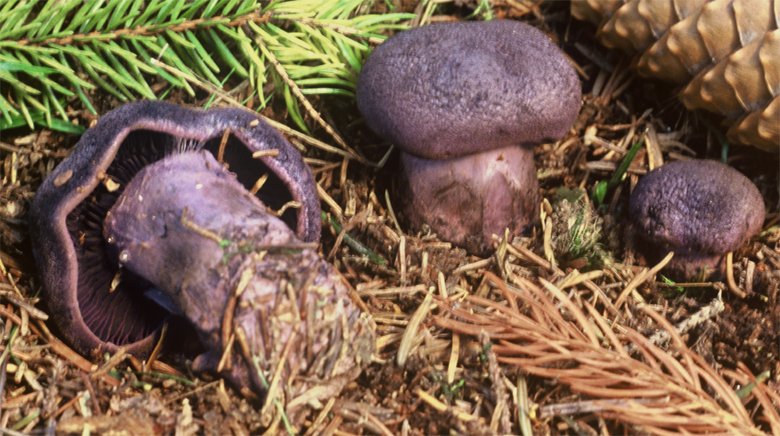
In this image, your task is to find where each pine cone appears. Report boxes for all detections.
[572,0,779,152]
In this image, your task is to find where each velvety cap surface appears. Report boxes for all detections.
[629,160,765,255]
[356,20,581,159]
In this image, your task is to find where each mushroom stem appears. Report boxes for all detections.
[399,145,539,255]
[103,150,374,413]
[356,20,581,254]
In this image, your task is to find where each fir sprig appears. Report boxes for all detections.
[0,0,413,147]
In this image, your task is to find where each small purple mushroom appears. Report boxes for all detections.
[29,101,321,357]
[629,159,766,280]
[357,20,581,254]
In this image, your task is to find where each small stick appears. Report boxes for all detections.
[249,173,268,195]
[143,321,168,373]
[216,128,231,163]
[273,200,301,217]
[447,333,460,385]
[90,347,128,380]
[0,291,48,320]
[79,372,102,415]
[517,376,533,436]
[384,189,403,235]
[725,252,747,298]
[219,265,255,372]
[180,208,224,244]
[416,388,475,422]
[322,213,387,265]
[216,333,235,373]
[481,332,512,434]
[614,251,673,309]
[539,398,654,418]
[259,330,297,419]
[251,149,279,159]
[641,294,725,349]
[397,289,435,366]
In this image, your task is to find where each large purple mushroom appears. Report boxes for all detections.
[357,20,581,254]
[629,159,766,280]
[29,101,321,357]
[103,150,374,416]
[30,101,374,416]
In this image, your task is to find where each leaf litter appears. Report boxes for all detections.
[0,1,779,434]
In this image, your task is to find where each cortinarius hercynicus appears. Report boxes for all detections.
[629,159,765,279]
[103,150,374,413]
[357,20,581,254]
[29,100,322,356]
[30,101,374,414]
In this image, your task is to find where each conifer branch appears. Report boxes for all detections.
[0,0,413,160]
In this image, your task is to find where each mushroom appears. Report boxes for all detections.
[357,20,581,254]
[29,100,321,358]
[629,159,765,280]
[102,149,373,414]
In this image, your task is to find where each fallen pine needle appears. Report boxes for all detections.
[397,288,435,366]
[416,389,476,422]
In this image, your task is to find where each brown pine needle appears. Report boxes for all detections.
[434,270,773,435]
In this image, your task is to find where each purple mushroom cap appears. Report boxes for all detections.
[356,20,581,254]
[29,101,321,357]
[629,159,766,279]
[356,20,581,160]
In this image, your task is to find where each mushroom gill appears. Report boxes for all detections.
[30,101,321,357]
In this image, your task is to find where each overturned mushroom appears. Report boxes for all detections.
[29,100,322,357]
[31,101,373,416]
[103,150,374,416]
[629,159,765,280]
[357,20,581,254]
